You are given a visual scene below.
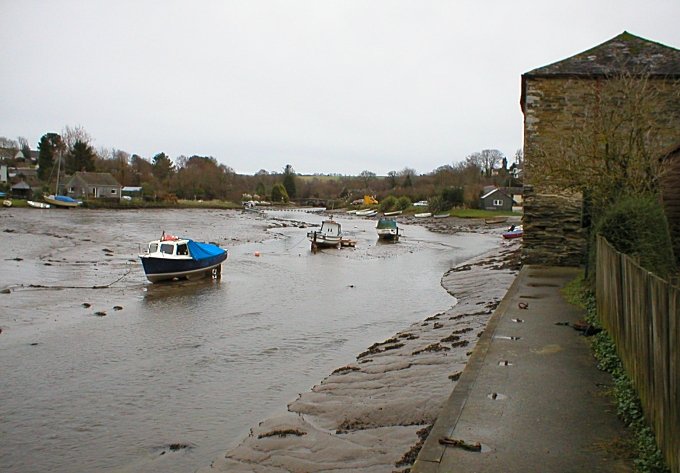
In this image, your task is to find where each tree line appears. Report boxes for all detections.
[1,126,522,207]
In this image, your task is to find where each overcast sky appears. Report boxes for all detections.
[2,1,679,175]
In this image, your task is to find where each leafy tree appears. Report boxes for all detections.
[67,140,96,173]
[282,164,297,199]
[152,152,175,183]
[255,181,266,198]
[441,186,464,208]
[271,183,289,203]
[130,154,153,185]
[37,133,63,180]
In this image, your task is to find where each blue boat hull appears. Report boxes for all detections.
[140,252,228,283]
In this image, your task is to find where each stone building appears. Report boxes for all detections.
[65,172,122,200]
[662,144,680,267]
[520,32,680,266]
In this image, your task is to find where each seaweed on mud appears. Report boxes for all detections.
[332,365,361,375]
[412,343,450,355]
[450,340,469,348]
[395,425,433,467]
[449,371,462,381]
[451,327,473,335]
[433,322,444,329]
[440,334,460,343]
[398,333,419,340]
[257,429,307,439]
[357,343,404,359]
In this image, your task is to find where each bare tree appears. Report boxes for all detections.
[61,125,92,150]
[533,71,680,210]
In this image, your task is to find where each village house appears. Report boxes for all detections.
[65,172,122,200]
[479,188,514,211]
[520,32,680,266]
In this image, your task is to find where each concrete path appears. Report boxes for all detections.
[412,265,633,473]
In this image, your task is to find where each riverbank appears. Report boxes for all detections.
[199,236,521,472]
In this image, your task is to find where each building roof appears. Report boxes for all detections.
[480,188,511,200]
[11,180,31,190]
[524,32,680,78]
[70,172,121,187]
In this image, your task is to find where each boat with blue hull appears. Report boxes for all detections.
[139,233,228,283]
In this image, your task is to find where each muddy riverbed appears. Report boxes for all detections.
[0,208,512,472]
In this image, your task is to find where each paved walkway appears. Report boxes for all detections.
[413,265,633,473]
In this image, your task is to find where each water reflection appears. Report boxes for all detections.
[142,276,224,303]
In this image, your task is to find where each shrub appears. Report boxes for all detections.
[592,195,675,279]
[271,183,289,203]
[379,195,397,212]
[396,196,411,210]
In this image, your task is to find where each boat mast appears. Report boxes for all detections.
[55,149,62,196]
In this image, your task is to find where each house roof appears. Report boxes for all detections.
[480,188,511,200]
[524,32,680,78]
[70,172,121,186]
[11,180,31,190]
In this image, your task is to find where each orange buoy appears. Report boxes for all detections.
[254,251,261,257]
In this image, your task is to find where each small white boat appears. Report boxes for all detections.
[346,209,358,214]
[355,209,377,217]
[307,219,343,251]
[2,199,11,207]
[414,212,432,218]
[383,210,402,216]
[433,213,449,219]
[27,200,51,209]
[139,232,228,283]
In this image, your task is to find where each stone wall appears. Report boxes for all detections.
[522,185,585,266]
[522,76,680,266]
[661,149,680,267]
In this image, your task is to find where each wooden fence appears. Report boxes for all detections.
[596,236,679,473]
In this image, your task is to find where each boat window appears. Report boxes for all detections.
[177,243,189,256]
[149,242,159,253]
[160,243,175,255]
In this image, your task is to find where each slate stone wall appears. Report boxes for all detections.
[522,76,680,266]
[522,185,585,266]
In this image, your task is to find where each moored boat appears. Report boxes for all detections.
[307,218,343,251]
[27,200,51,209]
[43,194,82,208]
[355,209,377,217]
[414,212,432,218]
[433,212,449,219]
[2,199,11,207]
[139,232,228,283]
[383,210,402,216]
[376,217,400,241]
[502,225,523,239]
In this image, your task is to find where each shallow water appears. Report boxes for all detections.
[0,208,496,473]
